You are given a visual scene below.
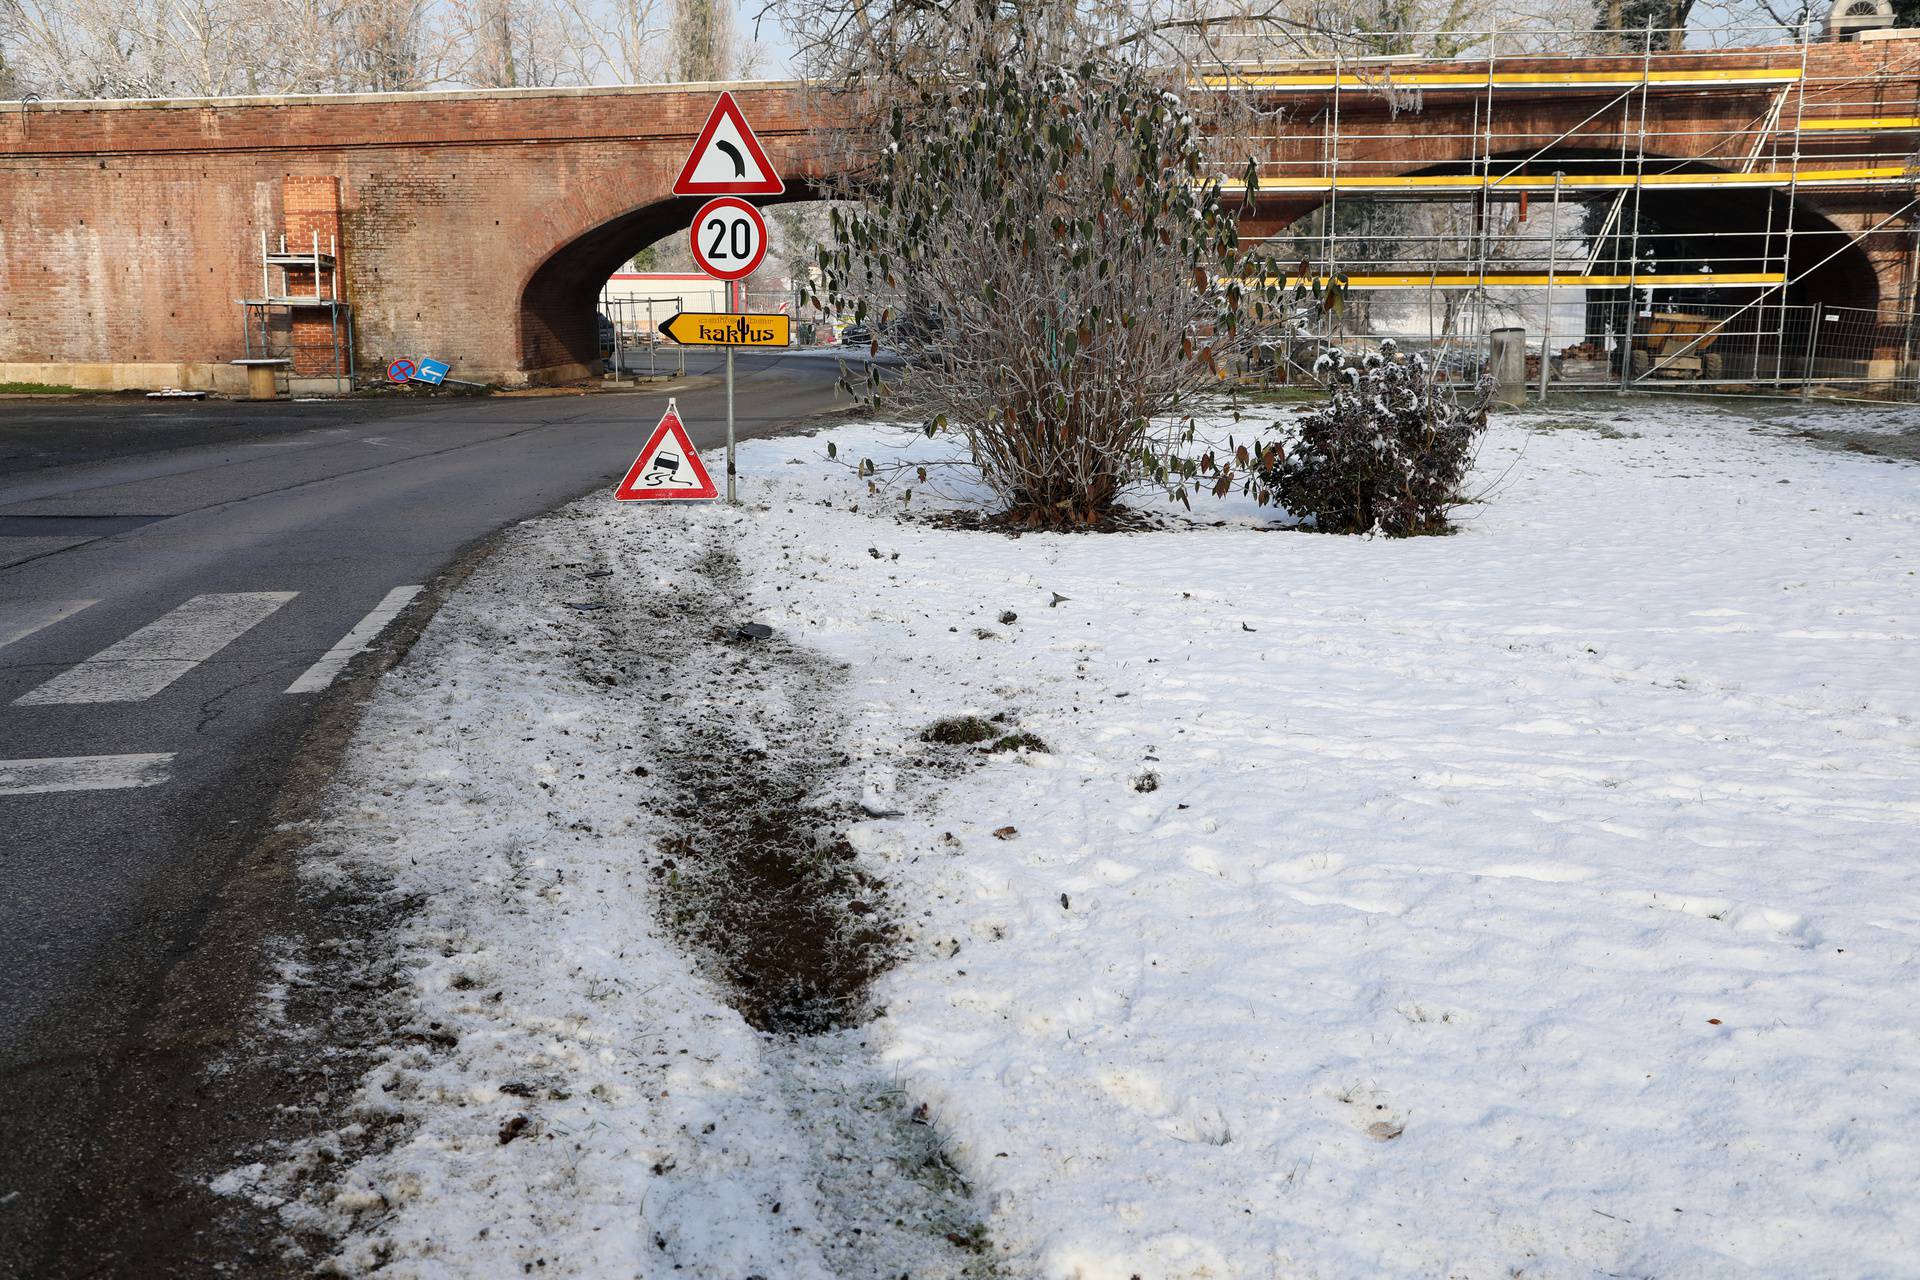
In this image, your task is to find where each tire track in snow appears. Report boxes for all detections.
[565,515,997,1279]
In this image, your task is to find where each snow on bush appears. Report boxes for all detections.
[1259,339,1491,535]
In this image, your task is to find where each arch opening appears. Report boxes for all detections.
[516,183,828,382]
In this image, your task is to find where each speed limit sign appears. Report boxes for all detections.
[689,197,767,282]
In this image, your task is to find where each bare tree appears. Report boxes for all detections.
[0,2,26,96]
[671,0,729,80]
[546,0,673,84]
[2,0,432,96]
[339,0,434,91]
[807,2,1304,527]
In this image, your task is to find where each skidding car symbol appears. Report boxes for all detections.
[644,451,682,485]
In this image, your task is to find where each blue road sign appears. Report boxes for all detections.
[414,358,450,386]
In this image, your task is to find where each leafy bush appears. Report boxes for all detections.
[1257,341,1490,536]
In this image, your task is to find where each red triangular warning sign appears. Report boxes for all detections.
[615,403,719,500]
[673,91,785,196]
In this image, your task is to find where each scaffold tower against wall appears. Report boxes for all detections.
[1211,18,1920,400]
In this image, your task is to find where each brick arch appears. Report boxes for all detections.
[0,81,835,391]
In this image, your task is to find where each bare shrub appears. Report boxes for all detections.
[806,4,1301,529]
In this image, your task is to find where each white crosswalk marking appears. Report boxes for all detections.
[0,599,99,651]
[286,585,424,694]
[0,752,174,795]
[13,592,297,705]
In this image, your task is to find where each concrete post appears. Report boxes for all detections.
[1489,327,1527,407]
[231,358,287,400]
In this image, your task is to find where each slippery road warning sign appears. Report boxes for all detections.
[615,402,718,501]
[673,91,785,196]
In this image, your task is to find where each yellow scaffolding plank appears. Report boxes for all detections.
[1203,67,1801,91]
[1798,115,1920,131]
[1233,272,1784,289]
[1327,271,1786,289]
[1224,165,1912,194]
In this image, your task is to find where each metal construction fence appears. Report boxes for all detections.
[1276,297,1920,402]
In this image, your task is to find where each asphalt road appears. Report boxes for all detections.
[0,351,852,1275]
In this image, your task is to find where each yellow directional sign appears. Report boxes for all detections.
[661,312,791,347]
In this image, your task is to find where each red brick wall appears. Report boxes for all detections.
[0,83,829,385]
[282,175,343,374]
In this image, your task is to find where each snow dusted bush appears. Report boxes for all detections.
[1258,340,1490,536]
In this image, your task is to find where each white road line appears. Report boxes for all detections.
[0,752,175,795]
[286,585,423,694]
[13,592,297,705]
[1,598,100,651]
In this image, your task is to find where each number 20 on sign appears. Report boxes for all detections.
[689,197,767,282]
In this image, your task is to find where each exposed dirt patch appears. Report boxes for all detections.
[553,514,999,1274]
[1527,416,1642,439]
[1782,424,1920,462]
[578,541,901,1034]
[915,713,1050,780]
[915,503,1186,534]
[922,713,1000,746]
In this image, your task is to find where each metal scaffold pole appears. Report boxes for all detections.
[1540,170,1564,400]
[1477,21,1500,342]
[1783,20,1813,389]
[1618,21,1655,394]
[727,279,738,504]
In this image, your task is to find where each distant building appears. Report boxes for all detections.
[598,273,741,337]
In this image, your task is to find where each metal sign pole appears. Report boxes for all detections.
[1540,171,1563,401]
[726,342,737,504]
[721,279,735,503]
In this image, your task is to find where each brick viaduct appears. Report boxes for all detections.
[3,41,1917,392]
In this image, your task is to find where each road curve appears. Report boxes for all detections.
[0,351,852,1276]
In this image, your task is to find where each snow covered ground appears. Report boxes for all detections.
[219,396,1920,1278]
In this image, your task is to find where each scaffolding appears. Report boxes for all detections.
[1209,21,1920,400]
[239,229,354,388]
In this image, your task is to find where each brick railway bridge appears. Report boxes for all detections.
[4,38,1920,392]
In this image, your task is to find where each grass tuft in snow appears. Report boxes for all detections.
[920,715,1047,756]
[920,715,998,746]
